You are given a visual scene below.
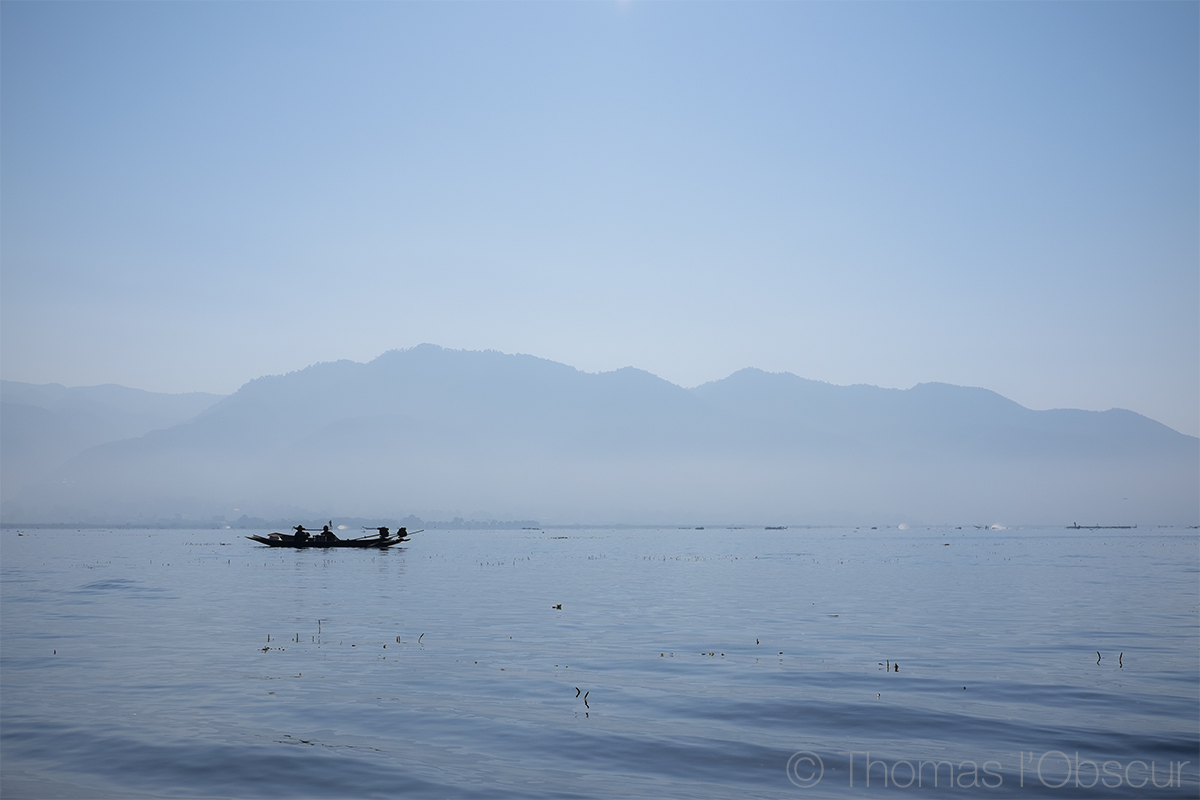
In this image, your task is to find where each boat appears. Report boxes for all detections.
[246,526,416,549]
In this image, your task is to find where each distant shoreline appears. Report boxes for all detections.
[0,516,537,532]
[4,521,1192,531]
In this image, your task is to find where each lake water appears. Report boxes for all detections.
[1,525,1196,798]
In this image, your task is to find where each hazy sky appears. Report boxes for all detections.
[3,2,1197,435]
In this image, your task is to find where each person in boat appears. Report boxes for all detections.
[397,526,408,538]
[321,524,338,542]
[293,525,310,543]
[374,526,390,540]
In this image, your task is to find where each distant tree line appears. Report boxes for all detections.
[0,514,540,530]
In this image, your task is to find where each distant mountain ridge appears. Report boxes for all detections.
[695,369,1188,458]
[0,380,225,502]
[2,345,1195,525]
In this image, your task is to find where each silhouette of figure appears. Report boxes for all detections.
[398,527,408,538]
[321,524,338,542]
[375,526,390,540]
[293,525,309,543]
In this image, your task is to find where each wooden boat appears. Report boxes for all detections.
[246,529,411,549]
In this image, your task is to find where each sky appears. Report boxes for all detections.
[2,2,1197,436]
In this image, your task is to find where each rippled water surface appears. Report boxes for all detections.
[2,526,1197,798]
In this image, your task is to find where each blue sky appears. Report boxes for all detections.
[2,2,1197,435]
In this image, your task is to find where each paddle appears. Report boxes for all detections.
[348,528,423,541]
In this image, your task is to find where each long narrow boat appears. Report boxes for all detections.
[246,531,408,549]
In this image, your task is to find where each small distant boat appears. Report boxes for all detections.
[246,526,415,549]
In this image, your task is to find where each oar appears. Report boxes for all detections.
[342,528,424,543]
[373,529,422,544]
[355,527,397,540]
[356,527,424,536]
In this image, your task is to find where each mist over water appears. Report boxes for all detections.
[3,525,1195,798]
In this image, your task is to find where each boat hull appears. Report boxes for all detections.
[246,534,405,549]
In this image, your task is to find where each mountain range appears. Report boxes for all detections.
[2,345,1196,525]
[0,380,223,503]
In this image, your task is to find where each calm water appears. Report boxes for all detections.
[1,526,1196,799]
